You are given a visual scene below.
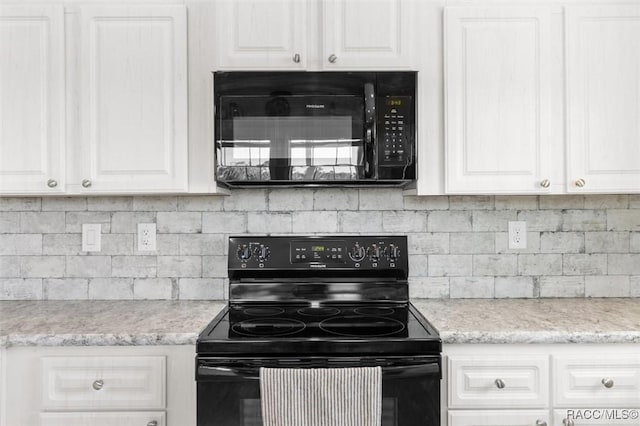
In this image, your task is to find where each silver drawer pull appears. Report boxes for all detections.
[328,54,337,63]
[147,421,158,426]
[602,377,614,388]
[92,379,104,391]
[540,179,551,188]
[536,420,547,426]
[293,53,301,63]
[494,378,505,389]
[575,178,586,187]
[47,179,58,188]
[82,179,92,188]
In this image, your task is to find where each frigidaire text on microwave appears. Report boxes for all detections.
[214,71,416,187]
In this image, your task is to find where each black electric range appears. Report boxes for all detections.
[196,236,441,426]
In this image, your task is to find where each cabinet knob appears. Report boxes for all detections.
[82,179,92,188]
[47,179,58,188]
[293,53,301,63]
[328,54,337,63]
[147,421,158,426]
[92,379,104,391]
[494,378,505,389]
[563,419,575,426]
[539,179,551,188]
[575,178,586,187]
[602,377,614,388]
[536,420,547,426]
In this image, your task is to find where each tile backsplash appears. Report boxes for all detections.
[1,190,639,300]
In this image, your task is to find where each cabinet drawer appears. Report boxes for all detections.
[41,356,165,410]
[555,355,640,407]
[448,355,549,408]
[449,410,550,426]
[41,411,165,426]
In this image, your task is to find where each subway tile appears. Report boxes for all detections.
[584,195,629,209]
[562,210,606,231]
[202,212,247,234]
[495,232,541,254]
[111,212,156,234]
[133,196,177,211]
[20,212,65,233]
[473,255,517,276]
[202,255,227,278]
[517,210,562,232]
[223,189,267,211]
[539,195,584,209]
[540,276,584,297]
[179,234,225,255]
[631,276,640,297]
[409,277,450,298]
[586,232,630,253]
[540,232,584,254]
[495,276,535,298]
[563,254,607,275]
[313,188,358,211]
[65,212,111,233]
[407,233,449,255]
[608,254,640,275]
[494,196,538,210]
[157,212,202,234]
[43,278,88,300]
[292,212,338,233]
[43,234,82,255]
[403,196,449,211]
[20,256,65,278]
[42,197,87,211]
[87,196,133,211]
[607,209,640,231]
[428,255,472,277]
[89,278,133,299]
[472,211,516,232]
[0,278,42,300]
[0,257,20,277]
[359,188,404,210]
[382,211,427,233]
[248,212,292,233]
[0,212,20,233]
[518,254,562,275]
[0,235,42,255]
[66,256,111,278]
[338,211,382,233]
[112,256,156,278]
[408,255,428,277]
[133,278,173,300]
[178,196,224,212]
[450,277,494,298]
[0,197,41,211]
[449,195,494,210]
[450,233,494,254]
[178,278,224,300]
[269,189,313,211]
[428,211,472,232]
[585,276,630,297]
[157,256,202,278]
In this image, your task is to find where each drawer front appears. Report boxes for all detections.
[42,356,165,410]
[555,355,640,407]
[41,411,165,426]
[449,410,550,426]
[449,355,549,409]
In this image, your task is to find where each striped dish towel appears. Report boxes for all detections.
[260,367,382,426]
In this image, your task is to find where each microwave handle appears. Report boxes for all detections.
[363,82,376,178]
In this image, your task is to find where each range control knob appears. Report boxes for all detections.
[256,245,270,262]
[237,244,251,261]
[349,242,366,262]
[368,244,382,262]
[387,244,400,261]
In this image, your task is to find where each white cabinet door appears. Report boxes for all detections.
[0,6,65,194]
[216,0,307,70]
[566,5,640,193]
[449,410,550,426]
[444,6,560,194]
[78,5,188,193]
[322,0,414,69]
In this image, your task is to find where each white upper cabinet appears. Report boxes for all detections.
[566,5,640,193]
[77,5,188,193]
[0,6,65,194]
[322,0,414,69]
[215,0,307,70]
[444,6,561,194]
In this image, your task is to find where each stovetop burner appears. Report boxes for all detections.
[231,318,306,337]
[297,307,341,317]
[243,307,285,316]
[354,306,395,316]
[319,315,405,337]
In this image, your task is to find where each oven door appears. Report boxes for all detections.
[196,356,440,426]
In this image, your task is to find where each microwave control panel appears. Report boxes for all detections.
[377,96,412,166]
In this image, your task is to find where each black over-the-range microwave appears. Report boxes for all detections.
[214,72,416,187]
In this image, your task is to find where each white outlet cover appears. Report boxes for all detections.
[137,223,157,251]
[82,224,102,252]
[508,221,527,249]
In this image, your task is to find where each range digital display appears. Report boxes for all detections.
[312,246,325,252]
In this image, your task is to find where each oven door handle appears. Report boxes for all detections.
[382,362,440,379]
[198,365,260,380]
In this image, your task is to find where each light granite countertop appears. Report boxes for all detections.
[1,299,639,347]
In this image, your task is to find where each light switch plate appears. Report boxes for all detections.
[137,223,157,251]
[82,224,102,252]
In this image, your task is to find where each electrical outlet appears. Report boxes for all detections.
[137,223,157,251]
[508,221,527,249]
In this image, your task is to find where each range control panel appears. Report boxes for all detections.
[228,236,408,272]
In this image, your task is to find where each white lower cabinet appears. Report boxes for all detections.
[449,410,550,426]
[41,412,165,426]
